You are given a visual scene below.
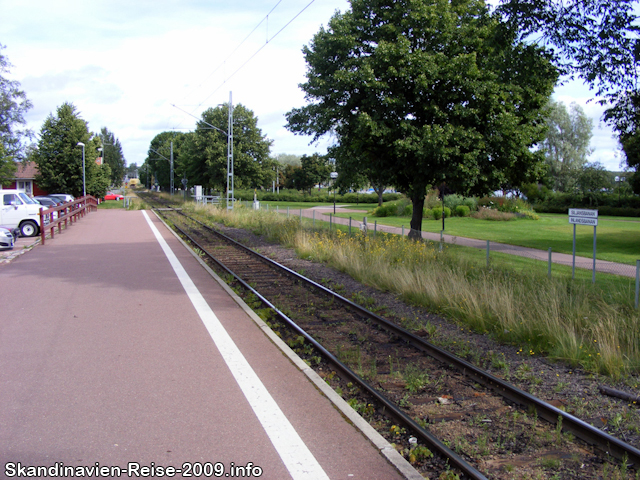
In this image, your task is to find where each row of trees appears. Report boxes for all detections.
[141,104,336,195]
[0,44,126,197]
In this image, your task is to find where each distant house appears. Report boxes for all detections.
[2,161,48,196]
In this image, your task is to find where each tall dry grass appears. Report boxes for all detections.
[188,203,640,377]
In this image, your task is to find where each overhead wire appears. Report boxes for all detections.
[171,0,317,129]
[177,0,284,108]
[193,0,316,110]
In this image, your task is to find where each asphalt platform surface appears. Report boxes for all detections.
[0,210,415,480]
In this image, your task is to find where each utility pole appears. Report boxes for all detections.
[227,91,234,210]
[170,141,174,195]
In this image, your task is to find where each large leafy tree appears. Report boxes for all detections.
[33,102,109,197]
[182,103,274,192]
[98,127,126,186]
[0,44,32,184]
[541,100,593,192]
[287,0,557,236]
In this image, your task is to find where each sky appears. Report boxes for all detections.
[0,0,625,172]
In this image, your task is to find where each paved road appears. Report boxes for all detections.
[0,210,413,480]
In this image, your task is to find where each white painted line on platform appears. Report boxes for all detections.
[142,211,329,480]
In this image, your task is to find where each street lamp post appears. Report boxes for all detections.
[77,142,86,197]
[615,176,626,205]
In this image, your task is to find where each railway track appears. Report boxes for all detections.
[144,195,640,479]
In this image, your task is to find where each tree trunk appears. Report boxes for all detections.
[376,186,384,206]
[408,193,424,240]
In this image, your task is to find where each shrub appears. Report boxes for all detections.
[373,204,394,217]
[444,194,465,211]
[462,197,478,211]
[455,205,471,217]
[478,196,504,209]
[422,208,435,219]
[472,207,515,221]
[342,193,358,203]
[595,206,640,217]
[432,206,451,220]
[373,199,412,217]
[235,188,401,204]
[424,189,441,209]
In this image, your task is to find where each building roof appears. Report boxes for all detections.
[14,161,38,179]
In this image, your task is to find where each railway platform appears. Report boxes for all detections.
[0,210,417,480]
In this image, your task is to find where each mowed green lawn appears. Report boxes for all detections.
[97,201,124,209]
[329,210,640,265]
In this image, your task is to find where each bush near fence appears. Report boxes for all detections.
[530,190,640,217]
[235,188,401,204]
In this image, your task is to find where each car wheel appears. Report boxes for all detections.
[20,220,38,237]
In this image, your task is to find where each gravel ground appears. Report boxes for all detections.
[213,222,640,454]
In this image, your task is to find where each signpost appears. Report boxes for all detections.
[568,208,598,282]
[330,172,338,214]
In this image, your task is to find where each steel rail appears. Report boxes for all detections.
[165,207,640,468]
[166,219,488,480]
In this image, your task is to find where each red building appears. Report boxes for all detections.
[3,161,48,196]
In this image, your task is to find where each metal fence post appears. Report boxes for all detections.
[636,260,640,310]
[287,206,290,218]
[330,213,332,231]
[374,220,377,237]
[313,210,315,228]
[592,225,597,284]
[548,248,552,279]
[300,208,302,223]
[402,225,404,239]
[349,217,352,235]
[486,240,490,267]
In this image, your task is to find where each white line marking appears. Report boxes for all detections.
[142,211,329,480]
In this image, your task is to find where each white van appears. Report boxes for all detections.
[0,189,44,237]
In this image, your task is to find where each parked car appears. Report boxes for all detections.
[34,196,60,208]
[0,226,16,250]
[48,194,75,203]
[34,196,61,221]
[104,192,124,201]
